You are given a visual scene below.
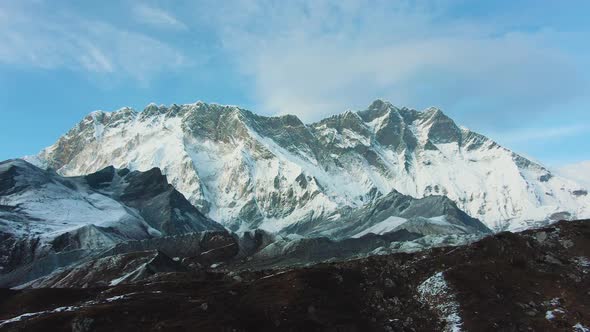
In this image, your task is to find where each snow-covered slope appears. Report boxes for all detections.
[0,159,223,271]
[26,100,590,232]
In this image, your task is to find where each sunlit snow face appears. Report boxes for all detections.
[26,101,590,236]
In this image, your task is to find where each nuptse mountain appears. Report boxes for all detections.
[25,99,589,234]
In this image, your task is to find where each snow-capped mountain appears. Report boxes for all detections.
[26,99,590,232]
[0,159,222,271]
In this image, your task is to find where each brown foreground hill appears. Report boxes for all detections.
[1,220,589,332]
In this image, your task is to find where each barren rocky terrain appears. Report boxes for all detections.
[1,219,588,331]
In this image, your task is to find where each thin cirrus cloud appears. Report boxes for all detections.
[132,4,188,30]
[205,0,588,124]
[558,161,590,188]
[0,1,587,165]
[0,2,189,84]
[489,124,589,145]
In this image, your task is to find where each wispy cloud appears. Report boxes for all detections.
[558,160,590,187]
[201,0,587,122]
[489,124,589,145]
[0,1,189,84]
[132,4,188,30]
[0,0,588,129]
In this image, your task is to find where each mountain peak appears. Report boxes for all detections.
[0,158,32,168]
[423,106,442,114]
[313,108,368,136]
[417,107,462,144]
[88,110,106,117]
[368,98,393,111]
[357,99,399,123]
[342,109,362,120]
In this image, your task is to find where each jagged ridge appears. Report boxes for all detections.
[25,99,590,232]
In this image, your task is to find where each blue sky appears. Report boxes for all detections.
[0,0,589,167]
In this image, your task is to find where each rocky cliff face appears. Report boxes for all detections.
[26,100,589,232]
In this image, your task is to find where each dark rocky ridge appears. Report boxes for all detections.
[0,160,223,273]
[0,220,588,331]
[0,227,425,288]
[288,189,491,238]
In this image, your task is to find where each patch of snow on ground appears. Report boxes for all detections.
[545,308,564,320]
[109,263,146,286]
[574,256,590,274]
[0,305,82,328]
[574,323,590,332]
[417,271,463,332]
[352,216,408,238]
[105,295,127,302]
[0,312,46,328]
[427,216,451,226]
[0,290,164,328]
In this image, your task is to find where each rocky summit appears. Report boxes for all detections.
[26,100,589,233]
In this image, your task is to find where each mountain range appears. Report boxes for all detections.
[25,99,589,233]
[2,99,590,330]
